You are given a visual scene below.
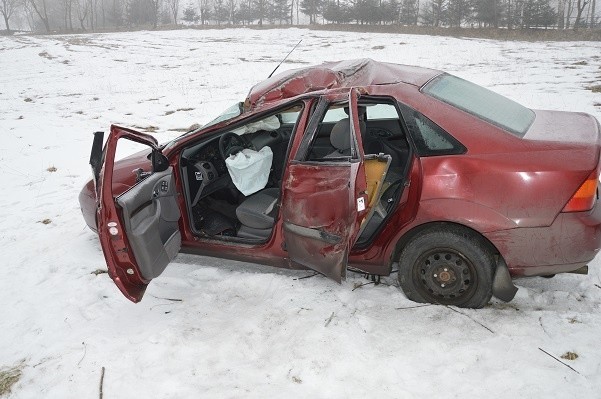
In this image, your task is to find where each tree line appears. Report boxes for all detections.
[1,0,599,33]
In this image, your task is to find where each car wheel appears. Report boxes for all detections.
[397,226,494,309]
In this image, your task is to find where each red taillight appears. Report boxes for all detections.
[562,171,599,212]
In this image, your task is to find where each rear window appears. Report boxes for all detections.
[423,74,535,137]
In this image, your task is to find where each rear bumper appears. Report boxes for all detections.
[485,204,601,276]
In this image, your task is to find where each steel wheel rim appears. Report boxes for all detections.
[412,247,478,305]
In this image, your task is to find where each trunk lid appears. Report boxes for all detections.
[525,109,601,146]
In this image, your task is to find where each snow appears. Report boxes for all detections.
[1,28,601,398]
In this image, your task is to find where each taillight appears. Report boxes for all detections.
[562,171,599,212]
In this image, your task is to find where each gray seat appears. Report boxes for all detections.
[324,118,366,158]
[236,188,279,240]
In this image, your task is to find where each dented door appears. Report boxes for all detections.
[281,89,369,281]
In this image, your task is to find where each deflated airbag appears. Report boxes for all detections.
[225,146,273,196]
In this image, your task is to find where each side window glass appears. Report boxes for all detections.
[365,103,399,120]
[399,103,466,156]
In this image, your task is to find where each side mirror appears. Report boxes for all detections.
[151,150,169,172]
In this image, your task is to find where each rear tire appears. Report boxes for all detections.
[397,226,494,309]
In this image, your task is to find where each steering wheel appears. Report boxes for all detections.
[219,132,254,158]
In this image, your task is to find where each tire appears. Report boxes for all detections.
[397,225,494,309]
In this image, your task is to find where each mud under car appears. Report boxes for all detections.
[79,59,601,308]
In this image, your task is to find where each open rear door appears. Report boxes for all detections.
[281,89,369,282]
[94,125,181,302]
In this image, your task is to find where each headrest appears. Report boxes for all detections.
[330,119,352,151]
[330,118,366,151]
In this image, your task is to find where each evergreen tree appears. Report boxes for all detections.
[399,0,418,25]
[213,0,229,23]
[270,0,291,23]
[446,0,472,27]
[421,0,446,26]
[474,0,503,27]
[182,2,200,21]
[300,0,322,23]
[522,0,555,28]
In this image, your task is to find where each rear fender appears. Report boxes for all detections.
[416,199,519,233]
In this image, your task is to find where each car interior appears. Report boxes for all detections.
[179,99,412,246]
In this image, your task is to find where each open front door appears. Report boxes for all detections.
[95,125,181,302]
[281,89,369,282]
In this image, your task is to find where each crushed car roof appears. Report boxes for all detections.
[245,58,442,110]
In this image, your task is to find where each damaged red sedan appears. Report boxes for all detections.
[79,59,601,308]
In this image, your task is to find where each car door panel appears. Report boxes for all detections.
[96,125,181,303]
[282,161,363,281]
[116,168,181,281]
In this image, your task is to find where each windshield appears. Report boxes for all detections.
[202,102,243,129]
[162,102,243,149]
[423,74,535,137]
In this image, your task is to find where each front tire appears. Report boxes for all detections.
[397,225,494,309]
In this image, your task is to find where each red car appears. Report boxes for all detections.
[79,59,601,308]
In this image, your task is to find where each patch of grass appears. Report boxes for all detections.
[39,218,52,225]
[38,51,55,60]
[47,166,57,172]
[291,376,302,384]
[561,352,578,361]
[588,84,601,93]
[372,45,385,50]
[133,125,159,133]
[572,60,588,65]
[0,363,24,396]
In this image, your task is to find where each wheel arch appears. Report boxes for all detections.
[392,221,502,265]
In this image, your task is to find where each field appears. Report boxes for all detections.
[1,28,601,398]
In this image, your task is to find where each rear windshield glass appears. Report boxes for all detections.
[423,74,535,137]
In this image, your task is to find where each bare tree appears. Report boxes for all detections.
[590,0,596,27]
[27,0,51,31]
[63,0,74,30]
[565,0,574,27]
[574,0,588,29]
[557,0,565,28]
[75,0,89,29]
[196,0,210,24]
[168,0,179,23]
[150,0,161,27]
[227,0,234,23]
[0,0,20,31]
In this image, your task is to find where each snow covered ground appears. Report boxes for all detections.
[1,28,601,398]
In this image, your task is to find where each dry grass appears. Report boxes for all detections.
[588,84,601,93]
[561,351,579,360]
[0,363,24,396]
[313,24,601,42]
[20,24,601,42]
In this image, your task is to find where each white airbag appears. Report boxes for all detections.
[232,115,281,135]
[225,147,273,196]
